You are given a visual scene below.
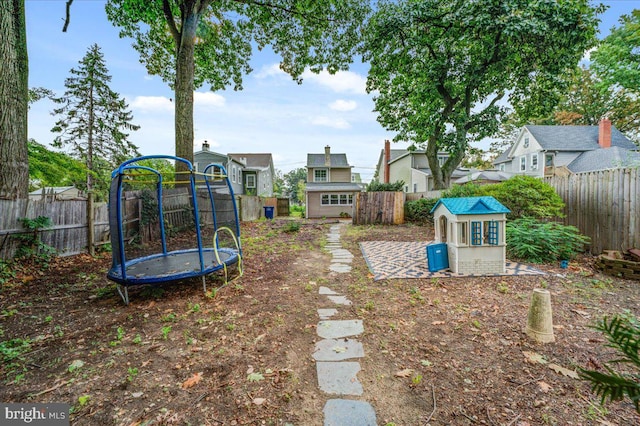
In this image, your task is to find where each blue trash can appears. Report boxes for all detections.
[263,206,274,219]
[426,242,449,272]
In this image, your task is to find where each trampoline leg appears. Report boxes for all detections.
[116,284,129,305]
[202,276,207,294]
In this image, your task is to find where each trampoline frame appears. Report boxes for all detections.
[106,155,242,304]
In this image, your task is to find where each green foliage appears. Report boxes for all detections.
[481,176,565,220]
[140,189,159,226]
[27,140,87,192]
[0,337,31,364]
[51,43,140,193]
[362,0,600,189]
[290,204,305,218]
[283,168,307,203]
[580,313,640,413]
[591,10,640,92]
[366,180,405,192]
[13,216,55,264]
[506,218,589,263]
[405,198,438,223]
[441,183,483,199]
[282,221,300,233]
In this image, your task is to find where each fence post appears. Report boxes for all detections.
[87,192,95,256]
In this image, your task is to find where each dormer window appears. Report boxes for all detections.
[314,169,328,182]
[523,136,529,148]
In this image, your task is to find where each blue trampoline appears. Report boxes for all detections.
[107,155,242,304]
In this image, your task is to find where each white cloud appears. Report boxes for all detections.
[130,95,173,112]
[329,99,357,111]
[311,116,351,129]
[255,63,287,79]
[302,70,367,94]
[194,91,226,107]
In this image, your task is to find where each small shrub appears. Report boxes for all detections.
[405,198,438,223]
[482,175,565,220]
[506,217,590,263]
[13,216,55,264]
[283,221,300,233]
[366,180,405,192]
[441,183,483,198]
[580,313,640,413]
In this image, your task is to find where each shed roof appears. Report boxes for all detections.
[430,196,511,215]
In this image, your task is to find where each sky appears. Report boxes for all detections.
[25,0,638,182]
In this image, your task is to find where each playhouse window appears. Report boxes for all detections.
[458,222,468,245]
[471,221,482,245]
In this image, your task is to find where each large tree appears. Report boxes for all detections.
[552,67,640,143]
[105,0,370,175]
[51,43,140,194]
[0,0,28,199]
[362,0,601,189]
[591,9,640,92]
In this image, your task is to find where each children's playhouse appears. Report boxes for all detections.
[430,196,510,274]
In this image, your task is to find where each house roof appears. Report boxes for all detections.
[227,153,273,170]
[430,196,511,215]
[29,186,76,195]
[415,168,473,178]
[454,170,516,184]
[307,153,351,168]
[525,125,637,152]
[493,148,510,164]
[306,182,362,192]
[568,146,640,173]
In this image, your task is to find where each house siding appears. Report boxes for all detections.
[389,155,413,189]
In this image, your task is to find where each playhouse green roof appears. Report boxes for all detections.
[430,196,511,215]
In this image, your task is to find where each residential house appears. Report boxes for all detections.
[28,186,85,201]
[305,146,363,219]
[228,153,275,197]
[376,140,472,192]
[193,141,244,195]
[493,119,640,175]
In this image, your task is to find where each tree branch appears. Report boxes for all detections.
[62,0,74,32]
[162,0,181,44]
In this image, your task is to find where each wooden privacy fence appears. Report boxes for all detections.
[544,167,640,254]
[0,198,109,259]
[0,192,275,260]
[352,191,405,225]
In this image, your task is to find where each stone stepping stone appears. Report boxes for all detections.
[323,399,377,426]
[318,308,338,320]
[328,248,353,258]
[313,338,364,361]
[317,320,363,339]
[329,263,352,274]
[316,361,362,395]
[326,294,351,305]
[319,286,339,295]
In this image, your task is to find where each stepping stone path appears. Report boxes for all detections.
[315,222,377,425]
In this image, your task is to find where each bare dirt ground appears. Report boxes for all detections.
[1,219,639,425]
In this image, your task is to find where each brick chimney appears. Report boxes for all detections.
[384,140,391,183]
[324,145,331,166]
[202,140,210,151]
[599,118,611,148]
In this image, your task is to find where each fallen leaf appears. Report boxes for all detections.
[247,372,265,382]
[548,363,579,379]
[432,321,445,325]
[395,369,413,378]
[181,372,202,389]
[252,398,266,405]
[523,351,547,365]
[538,381,552,393]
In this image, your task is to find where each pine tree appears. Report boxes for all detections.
[51,43,139,193]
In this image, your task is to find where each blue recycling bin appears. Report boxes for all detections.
[426,242,449,272]
[263,206,274,219]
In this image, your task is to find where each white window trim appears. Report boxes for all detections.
[320,193,353,206]
[246,174,256,188]
[314,169,328,182]
[531,153,538,170]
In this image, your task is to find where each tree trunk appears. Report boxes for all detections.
[174,8,199,177]
[0,0,29,200]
